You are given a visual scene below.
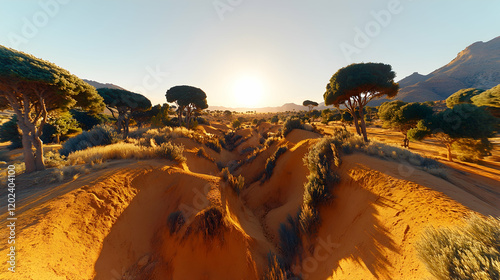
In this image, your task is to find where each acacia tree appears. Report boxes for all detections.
[379,101,433,148]
[303,100,319,111]
[446,88,484,108]
[0,46,104,172]
[410,104,497,162]
[324,63,399,142]
[97,88,151,137]
[166,85,208,128]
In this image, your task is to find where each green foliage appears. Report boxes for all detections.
[232,119,241,129]
[379,101,433,146]
[265,145,288,179]
[0,45,105,172]
[0,115,22,150]
[59,125,119,156]
[324,63,399,107]
[98,88,151,136]
[453,138,493,162]
[70,109,111,131]
[156,142,186,163]
[282,118,303,136]
[428,104,496,140]
[270,115,279,124]
[324,62,399,141]
[167,211,186,234]
[150,104,171,127]
[416,214,500,280]
[166,85,208,127]
[446,88,484,108]
[471,84,500,108]
[45,111,81,143]
[303,100,319,111]
[220,167,245,195]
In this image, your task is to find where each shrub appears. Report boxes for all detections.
[205,138,222,153]
[232,119,241,129]
[156,142,186,163]
[196,206,225,239]
[299,204,320,235]
[196,147,214,161]
[43,151,66,168]
[66,142,186,165]
[416,214,500,280]
[220,167,245,195]
[0,115,22,150]
[167,211,185,234]
[271,115,279,124]
[60,125,119,156]
[282,118,303,136]
[265,145,288,179]
[453,138,493,163]
[196,116,210,125]
[303,174,336,208]
[264,253,288,280]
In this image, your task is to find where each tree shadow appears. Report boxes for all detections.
[300,176,400,280]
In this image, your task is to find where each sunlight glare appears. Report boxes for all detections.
[232,76,265,108]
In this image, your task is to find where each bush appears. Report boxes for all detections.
[167,211,185,234]
[299,204,320,235]
[282,118,303,136]
[265,145,288,179]
[196,206,225,239]
[453,138,493,162]
[303,174,336,208]
[66,142,186,165]
[196,116,210,125]
[0,115,22,150]
[220,167,245,195]
[60,125,119,156]
[264,253,288,280]
[416,214,500,280]
[156,142,186,163]
[205,138,222,153]
[270,115,279,124]
[196,147,214,161]
[232,119,241,129]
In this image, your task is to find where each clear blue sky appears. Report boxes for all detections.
[1,0,499,108]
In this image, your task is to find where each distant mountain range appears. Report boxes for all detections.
[85,36,500,111]
[83,79,126,91]
[208,103,323,113]
[371,36,500,105]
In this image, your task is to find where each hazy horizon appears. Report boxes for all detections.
[1,0,499,108]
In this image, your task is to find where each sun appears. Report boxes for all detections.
[232,76,265,108]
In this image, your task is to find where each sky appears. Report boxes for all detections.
[1,0,499,108]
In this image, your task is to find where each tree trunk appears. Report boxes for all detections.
[358,106,368,142]
[19,126,36,173]
[32,133,45,171]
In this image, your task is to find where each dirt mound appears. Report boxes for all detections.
[3,128,499,279]
[285,128,322,144]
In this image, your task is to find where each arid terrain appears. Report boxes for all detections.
[0,120,498,280]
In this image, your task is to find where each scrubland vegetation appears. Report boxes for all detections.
[0,46,499,280]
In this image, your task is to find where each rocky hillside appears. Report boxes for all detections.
[396,36,500,103]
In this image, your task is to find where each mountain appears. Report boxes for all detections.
[371,36,500,105]
[208,102,330,113]
[83,79,127,91]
